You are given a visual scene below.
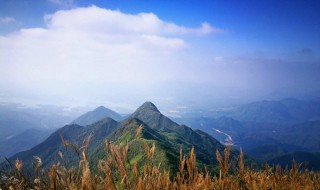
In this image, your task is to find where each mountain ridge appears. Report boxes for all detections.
[6,101,245,174]
[10,117,119,168]
[204,98,320,124]
[128,101,237,166]
[71,105,122,126]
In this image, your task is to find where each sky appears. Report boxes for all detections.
[0,0,320,112]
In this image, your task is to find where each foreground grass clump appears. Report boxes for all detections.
[1,130,320,190]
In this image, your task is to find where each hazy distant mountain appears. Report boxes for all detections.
[246,144,289,161]
[239,120,320,152]
[275,120,320,151]
[174,116,245,145]
[72,106,122,126]
[205,98,320,124]
[267,151,320,170]
[0,103,87,140]
[0,103,89,159]
[246,144,320,170]
[0,109,52,158]
[173,98,320,164]
[8,102,247,173]
[176,117,320,152]
[0,103,86,132]
[280,98,320,122]
[0,128,51,159]
[0,110,42,140]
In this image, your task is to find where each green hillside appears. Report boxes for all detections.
[9,117,118,169]
[6,102,250,176]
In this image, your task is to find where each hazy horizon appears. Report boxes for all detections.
[1,0,319,111]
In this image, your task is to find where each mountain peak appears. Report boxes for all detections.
[137,101,160,113]
[96,105,106,109]
[72,105,122,126]
[129,101,170,129]
[94,105,108,111]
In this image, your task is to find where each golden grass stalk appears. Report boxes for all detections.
[2,132,320,190]
[14,159,23,178]
[48,164,57,190]
[239,148,244,173]
[80,133,93,190]
[135,124,143,139]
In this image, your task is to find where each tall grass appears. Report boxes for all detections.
[1,129,320,190]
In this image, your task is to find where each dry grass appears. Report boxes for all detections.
[1,130,320,190]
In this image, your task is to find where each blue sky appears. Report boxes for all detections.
[0,0,319,112]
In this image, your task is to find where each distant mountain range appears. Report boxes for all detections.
[174,98,320,168]
[3,98,320,171]
[71,105,123,126]
[204,98,320,124]
[246,144,320,170]
[0,103,87,158]
[0,129,51,159]
[0,110,42,140]
[0,104,122,159]
[8,102,245,174]
[267,151,320,170]
[10,117,118,169]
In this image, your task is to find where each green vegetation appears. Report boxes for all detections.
[5,102,251,177]
[1,130,320,190]
[2,101,320,189]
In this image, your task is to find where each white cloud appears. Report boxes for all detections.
[0,17,16,24]
[0,6,222,106]
[43,6,222,35]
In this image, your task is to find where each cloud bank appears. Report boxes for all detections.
[0,6,220,108]
[1,5,318,110]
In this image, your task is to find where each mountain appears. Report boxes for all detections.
[246,143,320,170]
[274,120,320,151]
[89,118,180,173]
[71,106,122,126]
[280,98,320,122]
[10,117,118,168]
[174,109,320,170]
[243,120,320,152]
[130,102,181,133]
[246,144,289,162]
[0,103,90,159]
[227,100,293,123]
[204,98,320,124]
[174,98,320,154]
[0,103,87,133]
[0,128,51,159]
[0,109,48,159]
[174,116,245,145]
[0,110,42,140]
[89,101,248,173]
[267,151,320,170]
[7,102,246,174]
[176,116,320,152]
[127,102,239,167]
